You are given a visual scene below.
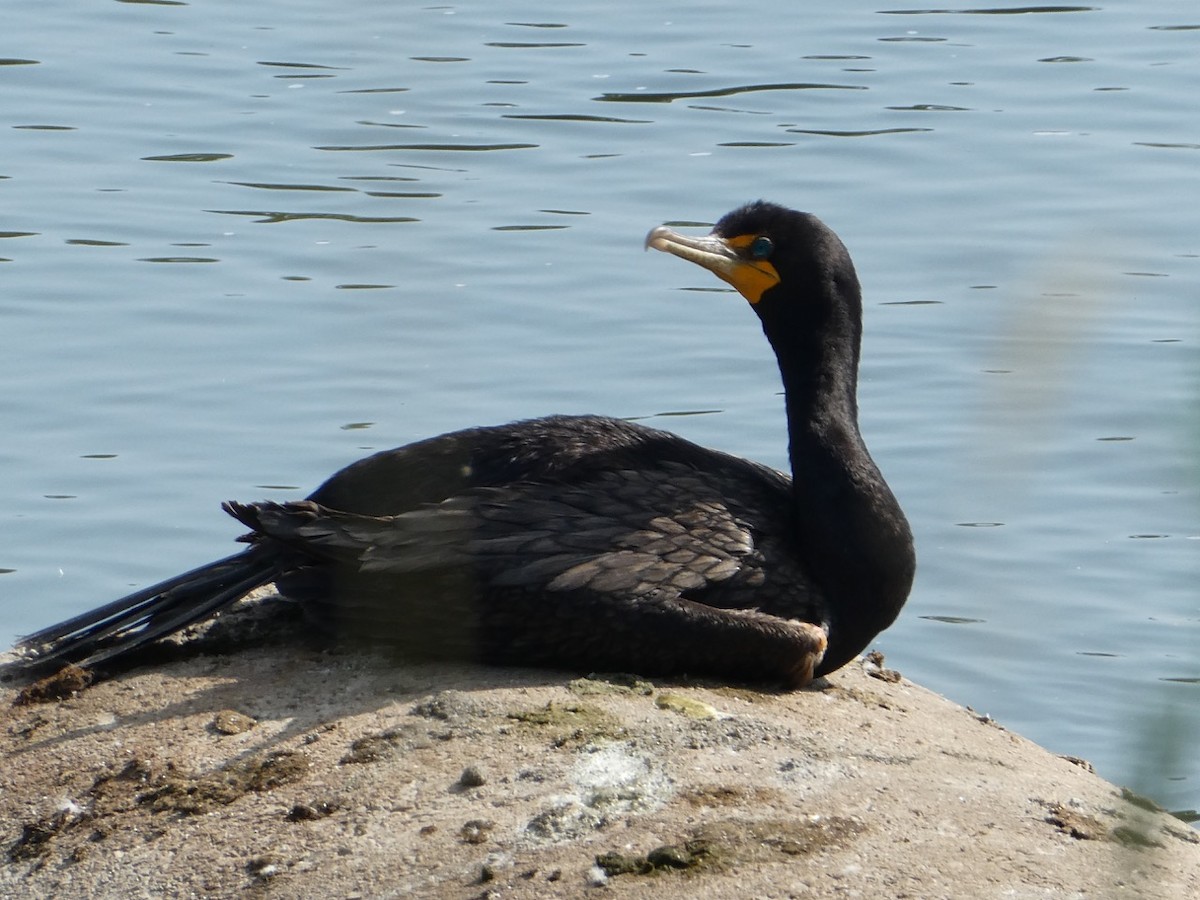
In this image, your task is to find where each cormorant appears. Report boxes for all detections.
[10,201,914,688]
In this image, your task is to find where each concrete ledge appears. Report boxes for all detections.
[3,608,1198,898]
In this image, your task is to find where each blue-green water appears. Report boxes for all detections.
[3,2,1197,816]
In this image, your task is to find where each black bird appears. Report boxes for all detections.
[10,202,914,688]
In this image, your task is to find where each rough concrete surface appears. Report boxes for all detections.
[2,597,1198,899]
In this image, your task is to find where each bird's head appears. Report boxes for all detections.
[645,200,862,332]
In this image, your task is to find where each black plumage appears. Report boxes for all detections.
[9,201,914,687]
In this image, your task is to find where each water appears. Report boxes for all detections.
[3,2,1197,816]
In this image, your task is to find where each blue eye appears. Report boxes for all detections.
[749,235,773,259]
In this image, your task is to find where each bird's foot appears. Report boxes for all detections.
[782,621,827,689]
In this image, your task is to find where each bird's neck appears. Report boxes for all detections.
[774,328,912,671]
[768,315,863,478]
[778,345,872,548]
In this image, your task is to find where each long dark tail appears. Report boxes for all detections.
[9,547,279,675]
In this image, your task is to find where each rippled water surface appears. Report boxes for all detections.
[3,2,1197,816]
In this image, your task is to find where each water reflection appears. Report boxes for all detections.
[596,82,866,103]
[879,6,1098,15]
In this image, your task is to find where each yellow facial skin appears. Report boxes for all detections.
[645,225,780,304]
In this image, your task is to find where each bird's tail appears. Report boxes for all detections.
[8,547,278,676]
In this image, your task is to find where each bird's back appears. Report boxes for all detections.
[244,415,824,680]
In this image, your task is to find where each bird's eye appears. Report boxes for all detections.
[749,236,773,260]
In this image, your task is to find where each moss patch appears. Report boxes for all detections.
[654,692,720,719]
[140,750,309,815]
[1045,803,1105,841]
[597,837,722,877]
[506,702,623,747]
[709,685,777,704]
[695,816,864,859]
[340,723,430,764]
[597,816,864,880]
[679,784,783,809]
[13,665,94,706]
[8,808,81,863]
[567,673,655,697]
[7,751,311,861]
